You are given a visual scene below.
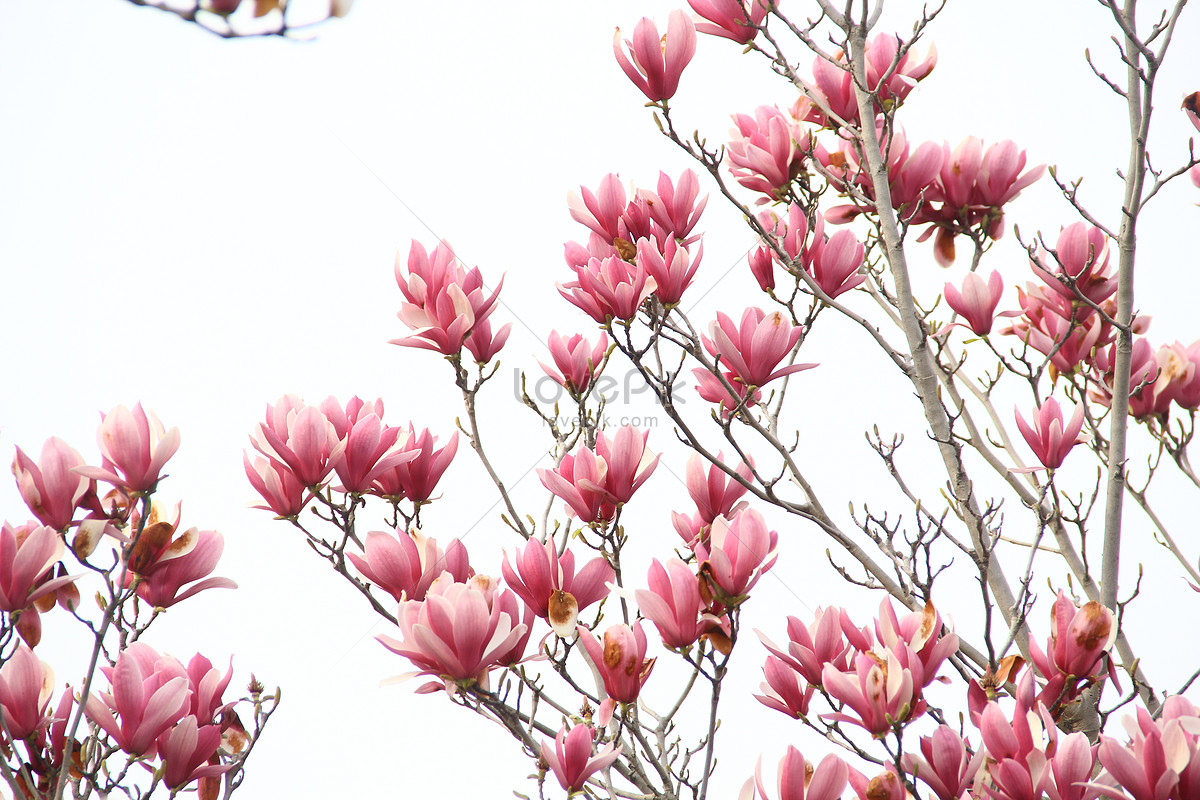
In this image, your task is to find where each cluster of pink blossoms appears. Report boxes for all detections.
[750,203,866,299]
[244,394,458,516]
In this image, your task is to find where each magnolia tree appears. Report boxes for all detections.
[7,1,1200,799]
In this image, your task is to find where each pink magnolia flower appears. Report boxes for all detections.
[1093,697,1200,800]
[0,522,71,613]
[1015,398,1086,471]
[685,452,752,524]
[1162,339,1200,410]
[12,437,95,531]
[578,622,655,704]
[541,724,621,795]
[806,228,865,299]
[945,270,1005,335]
[0,644,54,740]
[727,106,807,199]
[77,403,180,493]
[595,425,659,506]
[849,769,908,800]
[613,11,697,103]
[873,599,959,686]
[757,606,853,688]
[692,367,763,414]
[332,414,418,495]
[754,655,815,718]
[377,576,527,691]
[157,715,230,790]
[671,508,708,549]
[250,396,345,488]
[1028,590,1117,711]
[183,654,233,726]
[635,558,715,650]
[539,445,612,523]
[822,647,926,734]
[559,255,656,324]
[749,243,775,292]
[703,307,815,389]
[133,528,237,609]
[802,36,936,128]
[640,169,707,244]
[464,317,512,363]
[539,332,609,400]
[1090,339,1170,422]
[319,395,384,440]
[637,237,702,306]
[688,0,767,44]
[86,643,191,756]
[501,538,613,637]
[244,453,310,518]
[565,234,622,270]
[348,528,470,603]
[903,725,986,800]
[740,747,849,800]
[372,426,458,504]
[694,509,778,603]
[391,239,505,357]
[568,174,627,244]
[1003,287,1112,377]
[1045,731,1097,800]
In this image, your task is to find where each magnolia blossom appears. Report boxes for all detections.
[541,725,621,795]
[755,655,815,718]
[635,558,715,650]
[348,528,470,603]
[727,106,806,199]
[132,527,236,609]
[903,726,986,800]
[250,396,345,488]
[640,169,707,244]
[539,426,658,523]
[740,747,849,800]
[757,606,853,688]
[703,307,815,389]
[157,715,229,790]
[85,643,191,756]
[688,0,767,43]
[695,510,778,603]
[0,522,73,613]
[0,644,54,740]
[944,270,1005,336]
[501,538,613,637]
[821,648,926,734]
[568,173,627,244]
[372,426,458,504]
[332,413,418,494]
[12,437,95,531]
[613,11,696,103]
[559,255,656,324]
[1028,590,1117,710]
[1015,398,1086,471]
[577,622,655,704]
[77,403,180,493]
[539,331,609,400]
[637,236,702,306]
[244,453,309,517]
[685,452,751,524]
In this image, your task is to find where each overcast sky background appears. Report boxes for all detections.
[1,1,1199,798]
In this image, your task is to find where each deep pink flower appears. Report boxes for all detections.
[821,648,925,735]
[1090,338,1170,421]
[640,169,707,244]
[694,509,778,602]
[741,747,848,800]
[671,509,708,550]
[727,106,806,199]
[568,174,627,244]
[133,528,237,609]
[157,715,229,790]
[754,655,815,718]
[250,396,345,488]
[391,240,505,356]
[685,452,752,524]
[347,528,470,603]
[464,317,512,363]
[635,558,713,650]
[873,599,958,687]
[539,445,612,523]
[806,228,865,298]
[539,332,609,400]
[688,0,767,44]
[372,427,458,504]
[1028,590,1116,710]
[332,414,418,494]
[577,622,654,704]
[757,606,853,687]
[704,307,815,389]
[0,644,53,740]
[1045,732,1097,800]
[903,725,985,800]
[1015,398,1086,471]
[541,725,621,795]
[637,237,702,306]
[501,538,613,637]
[183,654,233,726]
[825,126,943,226]
[692,367,763,414]
[12,437,95,531]
[594,425,659,506]
[377,576,528,692]
[945,270,1005,335]
[85,643,191,756]
[1093,698,1200,800]
[0,522,70,613]
[1163,339,1200,410]
[560,255,656,324]
[1033,223,1117,308]
[613,11,697,103]
[244,453,310,517]
[77,403,180,493]
[319,395,384,440]
[801,36,935,128]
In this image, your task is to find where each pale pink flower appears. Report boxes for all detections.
[1090,338,1169,421]
[391,240,505,356]
[637,237,702,306]
[378,576,527,692]
[1015,398,1086,471]
[372,427,458,504]
[635,558,713,650]
[0,522,70,613]
[694,509,778,602]
[903,725,985,800]
[244,453,310,517]
[157,715,229,790]
[1093,697,1200,800]
[685,452,752,524]
[1035,223,1117,306]
[568,174,627,244]
[86,643,191,756]
[688,0,767,44]
[821,647,926,734]
[873,599,958,686]
[754,655,815,718]
[539,445,613,524]
[806,228,865,298]
[347,528,470,603]
[564,234,622,270]
[577,622,655,703]
[671,509,708,549]
[1190,164,1200,190]
[727,106,806,199]
[703,307,815,389]
[692,367,763,414]
[133,528,237,609]
[849,769,908,800]
[801,35,935,127]
[640,169,707,244]
[539,332,609,400]
[541,724,621,795]
[77,403,180,493]
[183,654,233,726]
[250,396,345,488]
[559,255,656,324]
[740,747,848,800]
[332,414,418,495]
[501,538,613,637]
[613,11,697,103]
[757,606,853,687]
[12,437,95,531]
[0,644,54,740]
[319,395,384,440]
[944,270,1005,335]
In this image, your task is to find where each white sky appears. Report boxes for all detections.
[1,1,1199,798]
